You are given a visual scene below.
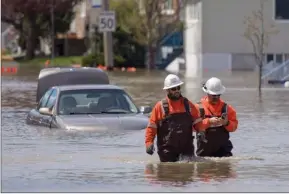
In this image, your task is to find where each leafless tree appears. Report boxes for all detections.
[243,0,279,98]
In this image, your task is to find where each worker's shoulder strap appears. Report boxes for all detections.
[221,102,228,114]
[161,98,170,117]
[161,98,190,117]
[183,97,191,114]
[197,101,205,118]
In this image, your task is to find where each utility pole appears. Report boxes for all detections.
[102,0,114,70]
[51,1,55,66]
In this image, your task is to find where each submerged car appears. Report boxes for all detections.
[26,67,152,131]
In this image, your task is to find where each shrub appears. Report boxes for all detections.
[114,55,126,67]
[82,53,127,67]
[81,53,105,67]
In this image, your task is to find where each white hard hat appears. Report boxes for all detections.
[163,74,184,90]
[202,77,226,95]
[284,81,289,88]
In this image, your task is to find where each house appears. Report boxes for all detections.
[172,0,289,74]
[68,0,89,39]
[1,22,20,55]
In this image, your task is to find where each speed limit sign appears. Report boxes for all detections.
[98,11,116,32]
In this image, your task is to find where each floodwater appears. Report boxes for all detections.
[1,68,289,192]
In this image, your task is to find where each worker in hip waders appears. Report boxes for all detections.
[196,77,238,157]
[145,74,206,162]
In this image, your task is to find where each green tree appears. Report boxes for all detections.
[113,27,145,68]
[1,0,81,60]
[17,11,75,52]
[82,26,145,68]
[81,0,146,68]
[111,0,184,69]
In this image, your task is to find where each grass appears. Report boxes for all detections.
[16,56,83,67]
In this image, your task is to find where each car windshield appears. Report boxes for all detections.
[57,89,139,115]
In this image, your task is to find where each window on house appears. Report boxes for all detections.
[162,0,174,15]
[276,54,283,63]
[266,54,274,63]
[163,0,173,10]
[275,0,289,20]
[266,53,289,64]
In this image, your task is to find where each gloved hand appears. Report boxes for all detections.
[146,144,155,155]
[197,131,208,143]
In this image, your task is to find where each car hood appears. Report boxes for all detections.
[57,113,149,131]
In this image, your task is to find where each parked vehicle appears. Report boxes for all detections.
[26,67,151,131]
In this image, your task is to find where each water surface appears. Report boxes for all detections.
[1,69,289,192]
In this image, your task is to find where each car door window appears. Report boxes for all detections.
[46,89,57,109]
[38,89,53,109]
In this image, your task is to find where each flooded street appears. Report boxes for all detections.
[1,69,289,192]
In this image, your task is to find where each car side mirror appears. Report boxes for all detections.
[139,106,152,114]
[39,107,52,116]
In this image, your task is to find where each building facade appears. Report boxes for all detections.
[184,0,289,71]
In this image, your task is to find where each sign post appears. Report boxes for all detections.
[99,0,115,70]
[89,0,102,55]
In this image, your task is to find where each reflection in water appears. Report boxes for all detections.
[144,161,236,186]
[145,163,195,186]
[194,161,237,182]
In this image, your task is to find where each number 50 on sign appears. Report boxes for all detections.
[98,11,116,32]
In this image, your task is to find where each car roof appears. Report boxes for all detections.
[56,84,124,91]
[36,67,110,102]
[38,67,106,79]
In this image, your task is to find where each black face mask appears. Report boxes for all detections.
[168,93,181,101]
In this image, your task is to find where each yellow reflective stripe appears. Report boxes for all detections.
[147,123,157,128]
[192,117,202,125]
